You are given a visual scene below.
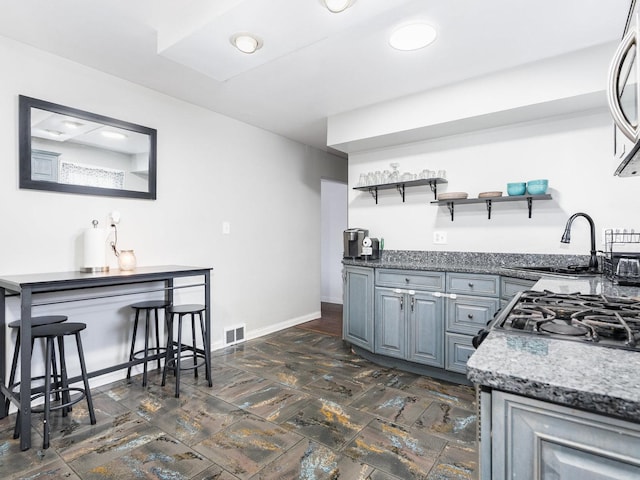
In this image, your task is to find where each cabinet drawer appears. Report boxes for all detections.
[447,295,500,335]
[500,277,536,300]
[447,273,499,296]
[376,269,445,291]
[445,333,475,374]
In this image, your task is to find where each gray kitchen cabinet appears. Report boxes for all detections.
[444,333,475,374]
[343,266,374,350]
[31,149,60,182]
[445,273,500,374]
[446,293,500,335]
[500,276,535,307]
[491,390,640,479]
[374,286,444,367]
[374,269,445,367]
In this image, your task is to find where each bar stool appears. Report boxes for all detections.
[4,315,68,414]
[13,322,96,450]
[161,304,212,397]
[126,300,169,387]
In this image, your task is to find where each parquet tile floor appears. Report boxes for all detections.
[0,304,478,479]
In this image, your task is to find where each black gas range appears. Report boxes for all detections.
[479,290,640,351]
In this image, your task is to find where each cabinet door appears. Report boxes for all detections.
[445,333,475,374]
[407,292,444,367]
[446,295,500,335]
[491,391,640,480]
[31,149,60,182]
[374,287,406,359]
[500,277,535,301]
[447,273,499,296]
[343,266,374,350]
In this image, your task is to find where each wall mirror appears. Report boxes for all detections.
[19,95,157,199]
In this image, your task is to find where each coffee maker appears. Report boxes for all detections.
[343,228,380,260]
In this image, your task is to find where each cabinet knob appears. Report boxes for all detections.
[468,314,474,319]
[405,278,410,283]
[468,282,474,288]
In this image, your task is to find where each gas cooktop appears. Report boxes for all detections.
[492,290,640,351]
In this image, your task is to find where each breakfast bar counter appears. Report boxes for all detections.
[0,265,212,451]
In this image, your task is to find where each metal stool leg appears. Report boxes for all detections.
[75,332,96,425]
[154,308,162,371]
[57,335,71,416]
[126,309,141,380]
[42,337,53,449]
[198,311,212,386]
[161,312,174,388]
[175,314,183,398]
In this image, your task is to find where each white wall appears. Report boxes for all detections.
[334,42,638,257]
[321,179,347,304]
[0,35,346,389]
[347,109,634,255]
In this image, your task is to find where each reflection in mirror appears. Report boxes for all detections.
[19,96,157,199]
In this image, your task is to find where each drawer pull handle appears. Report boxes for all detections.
[405,278,410,283]
[468,314,474,319]
[468,282,474,287]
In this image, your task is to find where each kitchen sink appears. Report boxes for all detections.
[509,265,600,277]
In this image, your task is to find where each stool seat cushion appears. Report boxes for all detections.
[130,300,169,309]
[168,304,205,314]
[31,322,87,338]
[8,315,68,329]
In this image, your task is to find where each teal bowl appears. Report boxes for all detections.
[507,182,526,196]
[527,179,548,195]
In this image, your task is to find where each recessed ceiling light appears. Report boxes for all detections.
[323,0,354,13]
[101,131,127,140]
[63,120,83,129]
[231,33,263,54]
[389,23,437,51]
[45,129,63,137]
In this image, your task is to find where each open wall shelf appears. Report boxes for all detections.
[431,194,552,221]
[353,178,448,204]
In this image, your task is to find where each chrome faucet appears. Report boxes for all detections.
[560,212,598,271]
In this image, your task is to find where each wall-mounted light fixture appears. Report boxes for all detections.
[231,33,263,54]
[323,0,354,13]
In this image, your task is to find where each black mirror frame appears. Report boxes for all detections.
[19,95,157,200]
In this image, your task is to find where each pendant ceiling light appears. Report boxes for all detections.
[323,0,354,13]
[389,23,437,51]
[231,33,262,54]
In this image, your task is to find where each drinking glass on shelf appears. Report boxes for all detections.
[437,169,447,179]
[357,173,367,187]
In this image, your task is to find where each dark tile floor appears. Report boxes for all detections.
[0,313,478,479]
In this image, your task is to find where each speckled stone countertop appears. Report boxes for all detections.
[467,276,640,423]
[344,251,640,422]
[343,250,594,280]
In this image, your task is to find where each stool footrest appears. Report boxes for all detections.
[30,387,87,414]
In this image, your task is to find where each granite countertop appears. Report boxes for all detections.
[468,275,640,423]
[345,251,640,422]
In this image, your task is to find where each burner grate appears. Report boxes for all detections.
[497,291,640,350]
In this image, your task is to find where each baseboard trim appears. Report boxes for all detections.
[211,311,321,351]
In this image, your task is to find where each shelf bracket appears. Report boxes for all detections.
[485,199,492,219]
[527,197,533,218]
[447,201,455,221]
[429,181,438,200]
[367,187,379,204]
[396,184,406,202]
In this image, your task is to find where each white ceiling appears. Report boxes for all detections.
[0,0,631,152]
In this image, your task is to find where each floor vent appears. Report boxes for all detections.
[224,324,246,346]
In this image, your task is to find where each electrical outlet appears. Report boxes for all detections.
[433,231,447,244]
